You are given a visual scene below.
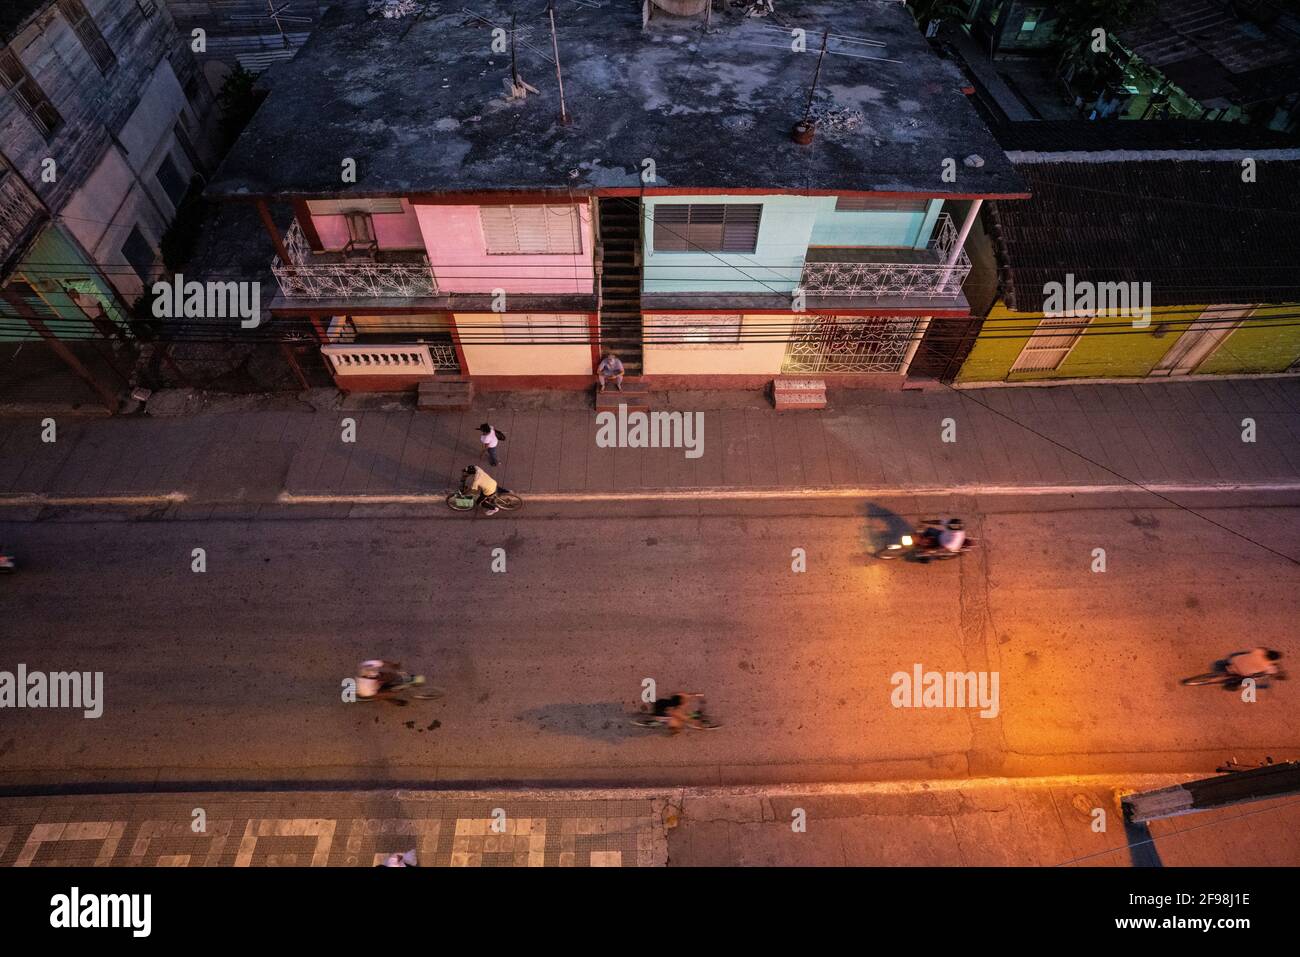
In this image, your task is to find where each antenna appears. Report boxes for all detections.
[803,29,829,122]
[548,0,571,125]
[228,0,313,50]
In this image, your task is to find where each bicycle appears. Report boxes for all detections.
[446,488,523,512]
[357,672,445,702]
[630,693,722,732]
[1181,669,1286,687]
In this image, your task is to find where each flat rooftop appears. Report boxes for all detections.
[209,0,1025,199]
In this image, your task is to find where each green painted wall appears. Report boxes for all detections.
[956,300,1300,382]
[1,226,128,342]
[1196,304,1300,374]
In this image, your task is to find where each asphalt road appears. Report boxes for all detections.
[1,493,1297,789]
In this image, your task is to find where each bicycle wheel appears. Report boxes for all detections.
[1181,672,1229,686]
[447,492,476,511]
[495,492,523,511]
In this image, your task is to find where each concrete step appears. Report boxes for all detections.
[417,377,474,411]
[770,376,827,411]
[595,389,650,411]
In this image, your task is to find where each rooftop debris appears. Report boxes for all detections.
[368,0,421,18]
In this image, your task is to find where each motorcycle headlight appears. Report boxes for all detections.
[900,535,913,547]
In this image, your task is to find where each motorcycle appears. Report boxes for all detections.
[875,520,976,562]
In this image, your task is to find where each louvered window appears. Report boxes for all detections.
[306,198,405,216]
[480,205,582,255]
[653,204,761,253]
[56,0,116,75]
[1010,315,1084,372]
[835,196,929,213]
[0,49,62,137]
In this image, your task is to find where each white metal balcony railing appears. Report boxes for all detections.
[271,218,438,299]
[0,170,45,264]
[799,213,971,300]
[321,343,461,376]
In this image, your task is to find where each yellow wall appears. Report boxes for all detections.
[642,314,789,375]
[454,313,593,376]
[348,313,451,333]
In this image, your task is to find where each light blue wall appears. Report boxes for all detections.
[807,198,940,249]
[643,195,813,294]
[642,196,945,293]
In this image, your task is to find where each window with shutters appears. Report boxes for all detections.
[0,48,62,138]
[306,198,405,216]
[480,205,582,255]
[1009,314,1084,372]
[653,204,761,253]
[834,196,929,213]
[646,314,743,349]
[56,0,116,75]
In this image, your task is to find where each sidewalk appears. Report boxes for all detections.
[0,379,1298,508]
[2,777,1296,866]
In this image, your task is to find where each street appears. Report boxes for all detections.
[2,492,1296,790]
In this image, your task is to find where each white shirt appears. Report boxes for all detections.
[480,430,498,450]
[939,529,966,552]
[1228,648,1278,677]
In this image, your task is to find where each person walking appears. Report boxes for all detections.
[597,351,625,392]
[478,422,503,467]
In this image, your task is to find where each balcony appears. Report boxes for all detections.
[799,213,971,300]
[0,168,47,277]
[271,219,438,299]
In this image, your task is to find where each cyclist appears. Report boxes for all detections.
[1224,647,1284,687]
[356,659,408,703]
[462,465,500,516]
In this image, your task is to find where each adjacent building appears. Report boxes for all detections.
[1,0,218,406]
[207,0,1027,394]
[955,130,1300,383]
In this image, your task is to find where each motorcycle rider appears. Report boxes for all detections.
[920,518,966,556]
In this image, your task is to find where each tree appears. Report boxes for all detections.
[1052,0,1158,60]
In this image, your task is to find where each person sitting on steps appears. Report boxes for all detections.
[597,351,625,393]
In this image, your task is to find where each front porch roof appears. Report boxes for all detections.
[209,0,1025,201]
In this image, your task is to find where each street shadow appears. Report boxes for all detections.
[1123,818,1164,867]
[516,702,645,743]
[858,500,915,561]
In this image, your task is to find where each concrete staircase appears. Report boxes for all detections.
[597,199,644,377]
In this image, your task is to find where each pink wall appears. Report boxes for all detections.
[414,203,595,294]
[311,200,426,250]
